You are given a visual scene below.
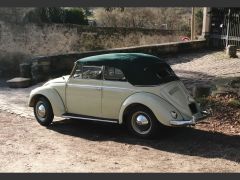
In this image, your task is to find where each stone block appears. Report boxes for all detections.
[20,63,32,78]
[31,63,50,83]
[193,85,212,98]
[226,45,237,58]
[6,77,31,88]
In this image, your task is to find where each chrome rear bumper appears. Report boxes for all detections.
[170,111,209,126]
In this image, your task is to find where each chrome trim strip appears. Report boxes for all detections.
[67,84,102,90]
[69,62,77,78]
[62,115,118,124]
[67,83,135,92]
[102,86,135,91]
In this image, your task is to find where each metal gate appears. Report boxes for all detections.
[210,8,240,49]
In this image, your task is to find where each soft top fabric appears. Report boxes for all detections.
[77,53,164,65]
[76,53,178,85]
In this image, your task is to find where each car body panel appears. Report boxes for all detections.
[158,81,193,120]
[118,92,184,126]
[42,75,69,105]
[102,80,138,119]
[29,86,66,116]
[66,77,102,117]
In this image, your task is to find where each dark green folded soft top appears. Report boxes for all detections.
[76,53,178,85]
[78,53,163,64]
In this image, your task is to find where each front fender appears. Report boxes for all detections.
[29,86,66,116]
[118,92,183,126]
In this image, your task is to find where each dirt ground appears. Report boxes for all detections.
[0,111,240,172]
[0,50,240,172]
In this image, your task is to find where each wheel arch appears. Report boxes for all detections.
[122,103,154,125]
[29,86,66,116]
[29,94,47,107]
[118,92,183,126]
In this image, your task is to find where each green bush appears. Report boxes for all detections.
[24,8,64,23]
[195,8,203,35]
[64,8,88,25]
[24,7,88,25]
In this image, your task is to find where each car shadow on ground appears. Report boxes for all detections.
[48,118,240,163]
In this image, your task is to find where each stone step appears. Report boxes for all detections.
[6,77,31,88]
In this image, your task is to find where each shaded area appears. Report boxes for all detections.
[174,70,216,92]
[48,119,240,163]
[0,78,8,87]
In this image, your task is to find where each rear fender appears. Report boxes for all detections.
[118,92,183,126]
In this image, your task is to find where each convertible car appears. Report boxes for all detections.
[29,53,208,138]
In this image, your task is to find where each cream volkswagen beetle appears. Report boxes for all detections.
[29,53,207,138]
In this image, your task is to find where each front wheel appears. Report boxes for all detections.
[126,106,160,138]
[34,97,54,126]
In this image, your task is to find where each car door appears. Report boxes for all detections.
[102,66,136,120]
[66,63,103,117]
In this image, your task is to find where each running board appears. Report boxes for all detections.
[62,113,118,124]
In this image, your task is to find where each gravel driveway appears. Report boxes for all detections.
[0,50,240,172]
[167,50,240,90]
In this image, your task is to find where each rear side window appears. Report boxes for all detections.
[104,66,126,81]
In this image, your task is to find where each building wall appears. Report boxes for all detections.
[30,40,206,83]
[0,8,34,23]
[0,21,187,77]
[0,22,186,56]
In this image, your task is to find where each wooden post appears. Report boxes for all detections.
[226,8,231,48]
[191,7,195,40]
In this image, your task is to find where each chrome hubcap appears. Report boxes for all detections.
[37,103,46,118]
[136,115,149,125]
[131,112,152,135]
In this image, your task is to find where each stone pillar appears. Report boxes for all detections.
[226,45,237,58]
[201,7,211,39]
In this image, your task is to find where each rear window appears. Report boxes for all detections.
[124,62,179,86]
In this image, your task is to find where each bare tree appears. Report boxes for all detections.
[94,7,192,31]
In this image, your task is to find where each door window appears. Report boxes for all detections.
[73,64,103,80]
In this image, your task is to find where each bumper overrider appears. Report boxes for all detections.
[170,110,210,126]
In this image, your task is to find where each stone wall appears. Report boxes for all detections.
[0,22,186,56]
[0,8,33,24]
[30,40,207,83]
[0,21,187,77]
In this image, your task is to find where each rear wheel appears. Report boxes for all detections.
[126,106,159,138]
[34,97,54,126]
